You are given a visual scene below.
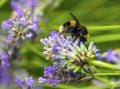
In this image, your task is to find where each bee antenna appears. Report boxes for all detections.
[69,12,81,26]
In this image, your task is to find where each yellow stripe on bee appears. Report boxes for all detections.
[70,20,76,27]
[114,48,120,53]
[84,34,90,38]
[59,25,65,33]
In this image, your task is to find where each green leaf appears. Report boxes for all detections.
[0,0,8,8]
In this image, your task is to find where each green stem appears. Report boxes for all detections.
[90,60,120,70]
[94,73,120,76]
[88,25,120,30]
[94,76,116,89]
[94,76,111,84]
[80,81,120,89]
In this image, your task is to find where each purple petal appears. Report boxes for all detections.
[15,78,23,87]
[11,1,19,10]
[20,17,27,26]
[106,49,116,62]
[16,10,24,17]
[2,20,13,30]
[50,31,60,39]
[53,44,61,52]
[38,77,47,83]
[25,77,35,87]
[26,33,34,39]
[28,24,38,31]
[96,53,103,60]
[48,78,60,86]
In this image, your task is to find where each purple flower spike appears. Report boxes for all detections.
[1,52,8,61]
[0,52,10,85]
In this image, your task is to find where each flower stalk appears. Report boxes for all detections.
[90,60,120,70]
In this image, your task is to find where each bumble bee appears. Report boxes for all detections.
[59,13,89,42]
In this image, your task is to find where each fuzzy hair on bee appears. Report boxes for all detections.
[59,13,89,43]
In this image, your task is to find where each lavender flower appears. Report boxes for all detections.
[15,76,36,89]
[38,62,92,86]
[106,49,120,64]
[0,34,23,86]
[10,0,61,19]
[11,0,42,17]
[0,52,10,85]
[1,0,43,40]
[3,0,62,41]
[38,31,104,86]
[2,15,40,40]
[38,64,61,86]
[41,31,102,72]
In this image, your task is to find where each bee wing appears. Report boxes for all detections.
[70,12,81,26]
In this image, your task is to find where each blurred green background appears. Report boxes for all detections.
[0,0,120,89]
